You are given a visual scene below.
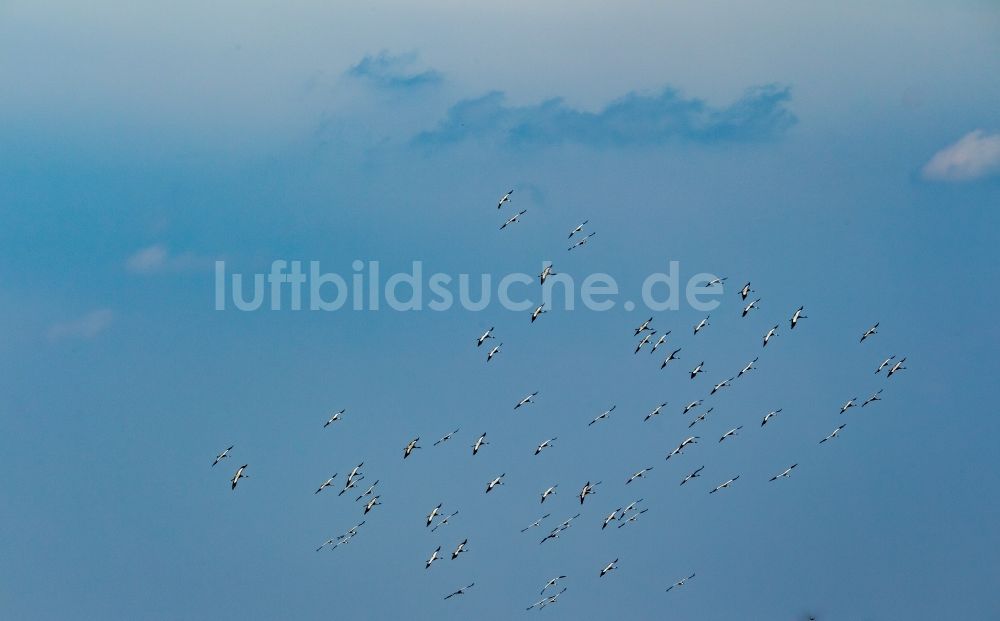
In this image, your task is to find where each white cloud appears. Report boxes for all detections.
[922,129,1000,182]
[47,309,114,342]
[125,244,209,274]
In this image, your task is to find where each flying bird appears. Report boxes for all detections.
[682,400,703,415]
[860,322,879,343]
[476,327,495,347]
[431,511,459,532]
[567,231,596,251]
[667,436,699,460]
[707,276,727,287]
[541,576,567,594]
[761,408,783,427]
[363,495,381,514]
[763,325,779,347]
[355,480,379,502]
[660,348,682,369]
[770,464,798,481]
[486,342,503,362]
[635,332,656,354]
[839,397,858,414]
[472,432,489,455]
[709,475,740,494]
[568,220,589,238]
[680,466,704,486]
[599,559,618,577]
[403,437,421,458]
[617,508,649,528]
[634,317,653,336]
[738,357,759,378]
[212,445,233,467]
[790,306,807,329]
[514,392,539,410]
[862,389,884,407]
[324,409,345,428]
[451,538,468,560]
[887,357,907,378]
[820,424,847,444]
[875,355,895,374]
[486,473,505,493]
[588,405,616,426]
[540,484,558,503]
[711,377,734,395]
[535,437,557,455]
[530,303,547,323]
[739,282,754,300]
[496,189,513,209]
[579,481,601,505]
[688,407,714,429]
[690,361,705,379]
[434,428,460,446]
[230,464,248,490]
[602,508,621,530]
[444,583,475,600]
[426,503,443,527]
[644,402,668,422]
[499,209,527,230]
[521,514,551,533]
[425,546,442,569]
[742,298,761,317]
[665,573,696,593]
[649,332,671,354]
[718,426,743,443]
[693,316,710,335]
[626,467,654,484]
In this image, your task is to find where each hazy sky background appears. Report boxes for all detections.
[2,1,999,619]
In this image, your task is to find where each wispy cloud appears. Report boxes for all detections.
[348,51,443,90]
[47,309,114,342]
[922,129,1000,182]
[415,84,796,147]
[125,244,210,274]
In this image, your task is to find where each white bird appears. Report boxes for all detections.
[602,508,621,529]
[709,475,740,494]
[444,583,475,600]
[711,377,734,395]
[688,407,714,429]
[539,264,555,285]
[431,511,459,532]
[839,397,858,414]
[617,507,648,528]
[635,332,656,354]
[680,465,704,486]
[363,495,381,514]
[739,282,754,300]
[862,389,884,407]
[212,445,233,467]
[665,573,696,592]
[230,464,248,490]
[763,325,779,347]
[497,189,513,209]
[540,575,567,594]
[820,424,847,444]
[324,409,345,428]
[875,355,895,374]
[626,467,654,484]
[690,361,705,379]
[588,405,616,426]
[535,437,557,455]
[660,347,682,369]
[403,437,421,458]
[719,426,743,443]
[486,342,503,362]
[693,315,710,335]
[355,480,379,502]
[621,498,644,515]
[742,298,761,317]
[649,331,670,354]
[666,436,699,460]
[486,473,505,493]
[567,231,596,251]
[860,322,879,343]
[530,303,547,323]
[790,305,807,329]
[434,428,460,446]
[707,276,728,287]
[568,220,589,238]
[579,481,601,505]
[451,538,468,560]
[499,209,527,230]
[682,400,702,415]
[770,464,798,481]
[426,503,443,527]
[887,357,907,378]
[515,391,539,410]
[521,514,551,533]
[540,484,558,503]
[425,546,442,569]
[738,357,759,378]
[315,537,337,552]
[634,317,653,336]
[476,327,495,347]
[761,408,783,427]
[644,402,668,422]
[338,468,364,496]
[472,432,489,455]
[599,559,618,577]
[346,462,364,482]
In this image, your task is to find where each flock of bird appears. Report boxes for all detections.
[210,188,908,616]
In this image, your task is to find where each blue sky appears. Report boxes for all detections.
[1,1,999,619]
